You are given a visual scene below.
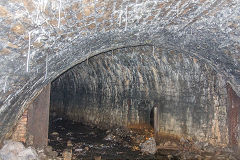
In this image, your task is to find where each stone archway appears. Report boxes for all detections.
[0,0,239,148]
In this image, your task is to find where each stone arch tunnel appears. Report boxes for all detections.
[0,0,240,155]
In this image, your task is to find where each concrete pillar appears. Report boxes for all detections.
[27,84,51,148]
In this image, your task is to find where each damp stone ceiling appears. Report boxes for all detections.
[0,0,240,143]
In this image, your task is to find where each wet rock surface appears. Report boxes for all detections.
[48,118,240,160]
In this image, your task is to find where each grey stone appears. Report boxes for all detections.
[51,151,58,158]
[0,141,39,160]
[17,147,39,160]
[139,137,157,154]
[0,140,25,156]
[44,146,52,155]
[0,152,19,160]
[74,148,83,152]
[104,134,116,141]
[38,153,47,160]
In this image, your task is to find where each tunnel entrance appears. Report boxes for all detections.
[45,45,240,159]
[1,0,240,159]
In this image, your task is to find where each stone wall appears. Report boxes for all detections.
[0,0,239,146]
[51,46,229,146]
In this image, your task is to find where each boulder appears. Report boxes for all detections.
[0,140,39,160]
[18,147,38,160]
[0,140,25,155]
[139,137,157,154]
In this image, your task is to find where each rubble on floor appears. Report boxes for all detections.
[1,118,239,160]
[47,118,240,160]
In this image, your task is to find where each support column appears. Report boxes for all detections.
[154,106,159,133]
[227,83,240,150]
[27,84,51,148]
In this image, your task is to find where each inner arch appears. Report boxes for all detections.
[50,45,229,146]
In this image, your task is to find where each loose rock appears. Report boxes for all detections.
[139,137,157,154]
[164,141,172,147]
[104,134,115,141]
[44,146,53,155]
[167,154,173,160]
[62,149,72,160]
[94,156,101,160]
[0,140,25,155]
[0,140,39,160]
[51,151,58,158]
[84,147,89,151]
[74,148,83,152]
[18,147,38,160]
[51,132,59,136]
[38,152,47,160]
[67,140,73,147]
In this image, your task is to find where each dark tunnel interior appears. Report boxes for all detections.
[47,45,239,159]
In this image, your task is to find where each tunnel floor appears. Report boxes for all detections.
[48,118,158,160]
[48,117,239,160]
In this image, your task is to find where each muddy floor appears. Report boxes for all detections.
[48,118,239,160]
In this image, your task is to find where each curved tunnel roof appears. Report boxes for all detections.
[0,0,239,141]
